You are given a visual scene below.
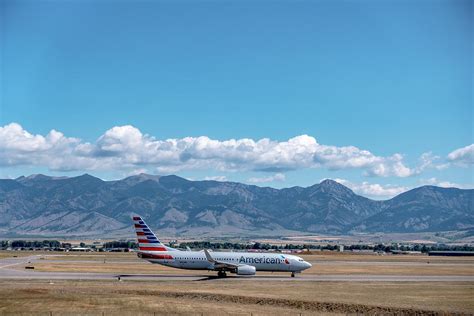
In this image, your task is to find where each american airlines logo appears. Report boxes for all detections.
[239,255,289,264]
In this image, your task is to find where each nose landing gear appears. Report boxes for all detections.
[291,272,295,277]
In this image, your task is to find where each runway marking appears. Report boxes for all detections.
[0,255,39,269]
[0,262,28,269]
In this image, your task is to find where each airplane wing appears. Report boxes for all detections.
[204,249,238,270]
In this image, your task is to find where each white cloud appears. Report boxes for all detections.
[247,173,286,183]
[333,178,408,199]
[413,152,448,173]
[0,122,425,177]
[419,178,472,189]
[447,144,474,166]
[124,168,148,177]
[332,176,472,200]
[204,175,228,181]
[0,122,84,169]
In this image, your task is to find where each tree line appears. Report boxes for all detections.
[103,241,138,249]
[1,239,473,252]
[2,240,63,249]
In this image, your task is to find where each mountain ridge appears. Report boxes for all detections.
[0,174,472,237]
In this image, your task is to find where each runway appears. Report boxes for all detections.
[1,255,473,282]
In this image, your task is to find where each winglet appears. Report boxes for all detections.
[204,249,215,263]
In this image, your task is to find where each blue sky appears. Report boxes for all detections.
[0,0,472,198]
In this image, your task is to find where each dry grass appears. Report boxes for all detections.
[0,280,472,315]
[43,252,138,260]
[0,252,33,259]
[0,250,137,261]
[302,252,474,263]
[308,263,474,276]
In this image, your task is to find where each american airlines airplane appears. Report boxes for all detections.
[133,216,312,277]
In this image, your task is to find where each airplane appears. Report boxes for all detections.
[132,216,312,277]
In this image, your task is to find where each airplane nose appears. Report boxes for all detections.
[304,261,312,269]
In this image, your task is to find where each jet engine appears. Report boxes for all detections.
[236,264,256,275]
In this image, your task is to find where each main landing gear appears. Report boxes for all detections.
[217,271,227,278]
[291,272,295,278]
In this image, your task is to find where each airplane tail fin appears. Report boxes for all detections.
[132,216,176,252]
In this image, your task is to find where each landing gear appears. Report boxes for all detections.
[217,271,227,278]
[291,272,295,278]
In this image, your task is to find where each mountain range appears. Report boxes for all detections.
[0,174,472,237]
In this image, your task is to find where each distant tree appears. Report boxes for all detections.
[12,240,26,248]
[103,241,137,249]
[374,244,385,252]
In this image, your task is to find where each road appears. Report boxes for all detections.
[1,255,473,282]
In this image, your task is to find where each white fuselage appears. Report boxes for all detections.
[139,250,312,273]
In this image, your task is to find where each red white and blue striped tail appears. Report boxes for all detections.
[132,216,175,252]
